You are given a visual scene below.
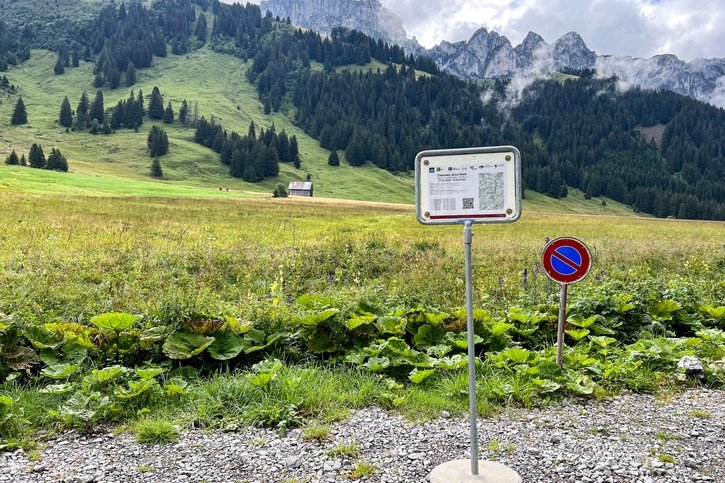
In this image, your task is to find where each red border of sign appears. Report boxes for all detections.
[542,237,592,284]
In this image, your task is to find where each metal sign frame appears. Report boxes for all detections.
[415,146,522,225]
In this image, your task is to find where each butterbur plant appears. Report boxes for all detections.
[90,312,142,364]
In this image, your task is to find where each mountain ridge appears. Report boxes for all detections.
[258,0,725,108]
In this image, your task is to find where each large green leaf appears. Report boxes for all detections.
[135,367,165,380]
[41,363,80,380]
[567,315,599,328]
[22,325,65,350]
[306,330,338,354]
[82,366,129,388]
[299,309,339,326]
[437,354,468,370]
[488,322,514,337]
[408,368,435,384]
[208,332,246,360]
[648,300,682,320]
[385,337,411,355]
[364,356,390,371]
[345,314,376,330]
[444,332,483,350]
[91,313,141,332]
[375,316,406,335]
[413,324,446,349]
[39,382,76,395]
[565,329,590,341]
[244,332,283,354]
[114,379,159,399]
[501,347,530,364]
[426,344,453,358]
[162,331,215,360]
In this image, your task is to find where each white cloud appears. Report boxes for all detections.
[382,0,724,60]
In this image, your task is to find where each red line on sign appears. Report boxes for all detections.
[429,213,507,219]
[552,250,582,271]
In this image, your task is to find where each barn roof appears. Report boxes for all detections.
[288,181,313,190]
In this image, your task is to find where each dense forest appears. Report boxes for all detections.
[0,0,723,219]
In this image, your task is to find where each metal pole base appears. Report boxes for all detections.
[430,460,522,483]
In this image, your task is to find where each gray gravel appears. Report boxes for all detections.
[2,389,723,483]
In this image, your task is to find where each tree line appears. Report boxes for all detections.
[194,118,299,182]
[5,144,68,172]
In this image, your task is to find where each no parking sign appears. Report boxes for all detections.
[542,237,593,367]
[542,237,592,284]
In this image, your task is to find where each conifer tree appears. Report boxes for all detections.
[126,62,136,87]
[54,57,65,75]
[4,150,19,165]
[19,154,27,166]
[328,150,340,166]
[89,90,104,124]
[45,148,68,171]
[148,86,164,119]
[179,99,189,125]
[150,156,163,178]
[59,96,73,128]
[147,125,169,157]
[162,102,174,123]
[11,97,27,125]
[75,92,90,129]
[29,144,45,168]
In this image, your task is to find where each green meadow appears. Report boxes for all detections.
[1,46,724,450]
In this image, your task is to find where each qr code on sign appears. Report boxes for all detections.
[462,198,474,210]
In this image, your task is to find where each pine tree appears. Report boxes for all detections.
[147,125,169,157]
[59,96,73,128]
[89,90,104,124]
[179,99,189,125]
[4,150,19,165]
[54,57,65,75]
[162,102,174,123]
[150,156,163,178]
[19,154,27,166]
[45,148,68,171]
[148,86,164,119]
[29,144,45,168]
[195,14,208,41]
[11,97,27,125]
[75,92,89,129]
[328,150,340,166]
[126,62,136,87]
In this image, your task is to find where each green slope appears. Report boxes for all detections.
[0,46,642,216]
[0,47,415,203]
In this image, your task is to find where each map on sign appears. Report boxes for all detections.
[416,146,521,225]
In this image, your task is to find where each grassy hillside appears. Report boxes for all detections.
[0,47,642,215]
[0,47,416,203]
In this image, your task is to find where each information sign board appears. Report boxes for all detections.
[415,146,521,225]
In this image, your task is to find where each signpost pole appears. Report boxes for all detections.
[556,283,568,367]
[463,221,479,475]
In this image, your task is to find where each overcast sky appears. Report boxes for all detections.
[239,0,724,60]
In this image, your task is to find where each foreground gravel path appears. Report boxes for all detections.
[2,389,723,483]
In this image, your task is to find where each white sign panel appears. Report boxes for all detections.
[415,146,522,225]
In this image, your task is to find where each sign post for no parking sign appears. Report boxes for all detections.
[542,237,593,367]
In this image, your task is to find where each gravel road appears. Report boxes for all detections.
[2,389,722,483]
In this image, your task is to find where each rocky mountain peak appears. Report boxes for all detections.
[552,31,596,70]
[259,0,407,43]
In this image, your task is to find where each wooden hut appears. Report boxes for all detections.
[288,181,313,197]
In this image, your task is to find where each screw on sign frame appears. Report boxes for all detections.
[542,237,592,366]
